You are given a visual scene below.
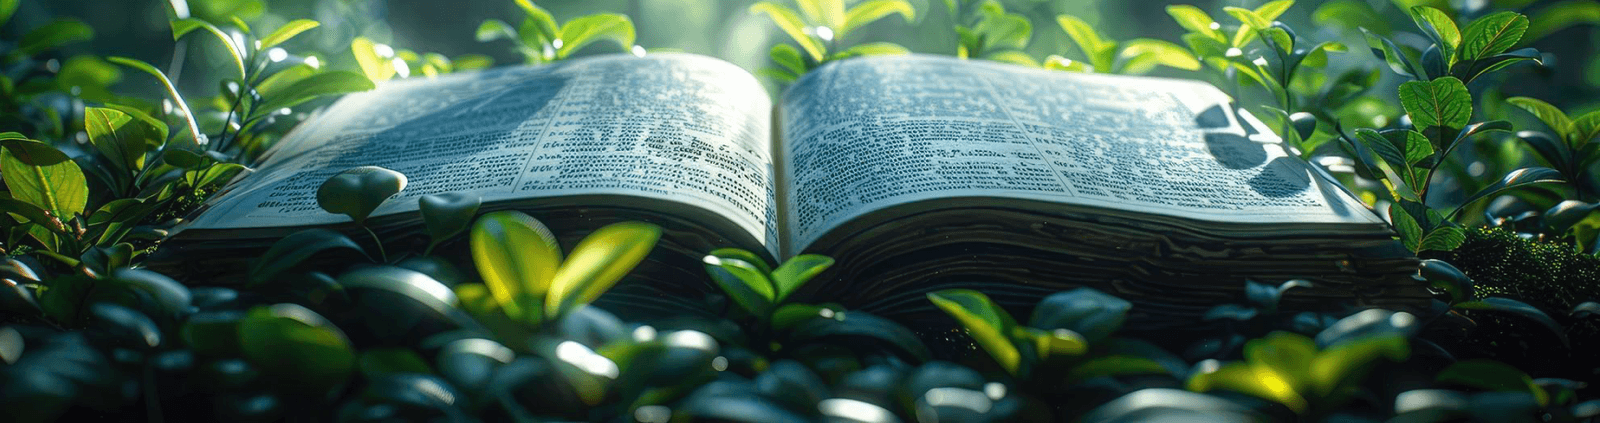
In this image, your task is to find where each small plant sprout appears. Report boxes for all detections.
[468,210,660,325]
[752,0,916,83]
[476,0,636,65]
[317,166,407,262]
[702,248,835,333]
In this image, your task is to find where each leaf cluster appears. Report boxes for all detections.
[477,0,636,65]
[754,0,915,83]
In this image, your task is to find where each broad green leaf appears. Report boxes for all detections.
[85,198,155,246]
[796,0,846,30]
[1402,130,1434,165]
[831,42,909,59]
[249,229,368,285]
[108,57,203,149]
[351,37,397,82]
[1243,332,1317,395]
[545,221,661,318]
[707,248,773,273]
[0,198,60,231]
[840,0,914,37]
[0,139,88,220]
[470,210,561,322]
[928,289,1022,375]
[1361,28,1426,79]
[55,56,122,101]
[513,0,559,42]
[1183,33,1230,59]
[1459,11,1528,62]
[1409,7,1460,62]
[1434,120,1513,167]
[1506,97,1574,138]
[703,254,775,317]
[419,193,481,250]
[1450,167,1563,220]
[752,2,827,62]
[771,254,833,302]
[1418,226,1464,251]
[1120,39,1201,73]
[1254,0,1295,22]
[1029,287,1132,344]
[1261,27,1294,56]
[238,303,355,391]
[253,71,375,115]
[1525,0,1600,42]
[84,107,149,176]
[258,19,319,49]
[170,18,246,79]
[1572,111,1600,144]
[101,104,168,148]
[1436,359,1548,406]
[0,0,16,27]
[1398,77,1470,130]
[1456,47,1541,84]
[769,44,807,76]
[1355,128,1406,170]
[1187,360,1309,414]
[976,13,1032,51]
[1058,15,1114,71]
[1308,334,1408,397]
[1224,6,1271,30]
[315,166,405,224]
[254,64,317,98]
[1390,203,1423,252]
[555,14,635,59]
[17,19,92,55]
[1166,5,1225,42]
[475,19,518,43]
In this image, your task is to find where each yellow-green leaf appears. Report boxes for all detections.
[1409,7,1460,61]
[84,107,148,175]
[351,37,396,82]
[0,138,88,220]
[555,14,635,59]
[928,289,1022,375]
[514,0,559,42]
[841,0,914,37]
[1120,39,1201,73]
[252,71,375,116]
[545,222,661,318]
[1399,77,1471,130]
[1166,5,1225,42]
[797,0,846,30]
[753,2,827,62]
[1507,97,1574,138]
[108,57,202,149]
[771,254,833,302]
[1459,11,1529,62]
[258,19,320,49]
[470,211,562,323]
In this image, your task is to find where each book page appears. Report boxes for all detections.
[186,53,778,254]
[780,55,1380,253]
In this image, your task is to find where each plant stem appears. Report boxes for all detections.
[362,225,387,263]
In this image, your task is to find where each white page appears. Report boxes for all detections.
[186,53,778,253]
[780,55,1381,253]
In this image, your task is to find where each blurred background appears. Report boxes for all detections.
[9,0,1597,109]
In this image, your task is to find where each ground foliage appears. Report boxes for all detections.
[2,0,1600,421]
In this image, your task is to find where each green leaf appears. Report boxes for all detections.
[1187,361,1309,414]
[84,107,149,177]
[555,14,635,59]
[984,50,1039,67]
[253,71,375,115]
[1434,120,1513,167]
[1451,167,1564,220]
[752,2,826,62]
[1390,203,1423,252]
[238,303,356,391]
[1418,226,1465,252]
[1029,287,1132,344]
[1409,7,1461,63]
[513,0,559,42]
[1361,28,1426,79]
[358,348,433,376]
[831,42,910,59]
[419,193,481,251]
[315,166,406,225]
[1436,359,1548,406]
[258,19,319,49]
[840,0,914,37]
[351,37,397,82]
[0,0,17,27]
[1458,11,1529,62]
[108,57,203,149]
[1455,47,1541,84]
[1057,15,1115,72]
[1355,128,1406,170]
[1506,97,1574,139]
[100,104,168,148]
[1166,5,1225,42]
[1224,7,1272,33]
[769,44,807,76]
[1244,332,1317,394]
[249,229,368,285]
[703,254,775,317]
[470,211,561,323]
[0,138,88,220]
[85,198,156,246]
[796,0,846,30]
[1044,55,1092,72]
[17,19,92,55]
[169,18,246,79]
[1403,130,1434,166]
[1120,39,1201,73]
[771,254,833,303]
[1572,111,1600,144]
[1066,355,1172,382]
[707,248,773,274]
[475,19,517,43]
[1308,334,1408,397]
[545,221,660,319]
[1398,77,1471,130]
[927,289,1022,375]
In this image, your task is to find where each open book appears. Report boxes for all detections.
[162,53,1426,326]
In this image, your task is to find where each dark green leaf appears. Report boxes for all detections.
[1458,11,1528,62]
[1434,120,1512,167]
[1419,259,1473,304]
[1456,297,1569,349]
[771,254,832,303]
[250,229,368,285]
[1029,287,1131,344]
[17,19,92,55]
[1506,97,1574,139]
[419,193,481,251]
[1419,226,1465,252]
[1362,28,1426,79]
[108,57,203,149]
[1354,128,1406,171]
[257,19,319,49]
[1451,167,1563,220]
[1436,359,1547,406]
[1457,47,1541,83]
[704,254,775,317]
[169,18,245,79]
[358,348,433,376]
[0,138,88,219]
[1573,111,1600,144]
[315,166,405,224]
[0,198,60,231]
[238,303,356,391]
[1390,203,1423,252]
